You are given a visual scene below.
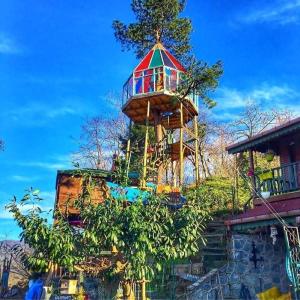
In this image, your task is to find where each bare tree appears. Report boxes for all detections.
[73,95,128,169]
[227,101,294,197]
[206,125,235,178]
[196,102,294,180]
[0,241,31,290]
[230,101,294,140]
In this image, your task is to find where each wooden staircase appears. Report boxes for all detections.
[201,219,229,272]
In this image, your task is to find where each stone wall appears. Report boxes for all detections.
[187,232,290,299]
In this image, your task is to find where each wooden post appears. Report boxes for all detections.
[234,153,239,208]
[193,116,200,185]
[172,161,177,187]
[125,121,132,185]
[248,149,256,198]
[126,120,132,162]
[179,103,184,186]
[153,109,164,185]
[141,100,150,188]
[141,277,146,300]
[141,268,147,300]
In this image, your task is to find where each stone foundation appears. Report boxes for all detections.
[187,232,291,299]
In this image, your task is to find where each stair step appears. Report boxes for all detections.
[204,233,224,238]
[207,222,225,226]
[203,247,227,251]
[203,252,227,256]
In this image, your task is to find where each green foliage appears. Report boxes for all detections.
[7,179,210,281]
[111,155,129,186]
[6,189,80,272]
[120,124,155,175]
[184,176,250,213]
[113,0,191,59]
[175,58,223,108]
[113,0,223,109]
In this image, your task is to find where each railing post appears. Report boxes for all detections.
[133,72,135,96]
[154,68,156,92]
[293,163,297,190]
[296,162,299,189]
[248,150,256,198]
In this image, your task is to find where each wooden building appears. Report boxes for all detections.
[223,117,300,298]
[54,169,110,219]
[226,116,300,228]
[122,42,200,188]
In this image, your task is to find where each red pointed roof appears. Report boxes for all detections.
[134,43,186,72]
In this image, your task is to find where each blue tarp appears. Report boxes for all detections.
[106,182,151,203]
[106,182,186,208]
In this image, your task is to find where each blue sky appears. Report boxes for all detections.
[0,0,300,240]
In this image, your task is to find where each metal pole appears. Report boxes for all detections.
[141,100,150,188]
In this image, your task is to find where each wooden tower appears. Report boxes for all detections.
[122,43,200,189]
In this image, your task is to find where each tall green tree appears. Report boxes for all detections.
[113,0,190,59]
[113,0,223,108]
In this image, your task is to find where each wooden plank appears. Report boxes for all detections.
[56,173,108,216]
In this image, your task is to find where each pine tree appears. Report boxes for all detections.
[113,0,223,108]
[113,0,191,59]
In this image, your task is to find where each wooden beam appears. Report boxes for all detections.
[141,100,151,189]
[194,116,200,185]
[179,102,184,186]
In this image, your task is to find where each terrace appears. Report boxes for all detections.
[227,117,300,200]
[225,117,300,229]
[122,65,199,108]
[255,161,300,196]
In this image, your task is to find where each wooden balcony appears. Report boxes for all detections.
[255,161,300,196]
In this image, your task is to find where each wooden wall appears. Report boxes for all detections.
[278,133,300,165]
[55,173,109,216]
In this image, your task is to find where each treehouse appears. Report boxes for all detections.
[122,43,200,188]
[54,169,111,222]
[226,116,300,228]
[122,43,199,126]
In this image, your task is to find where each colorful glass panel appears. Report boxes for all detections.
[149,49,163,68]
[165,68,171,91]
[170,69,177,91]
[144,69,153,75]
[161,50,175,69]
[155,72,164,91]
[128,77,133,98]
[165,50,185,72]
[135,50,153,71]
[144,75,154,93]
[134,71,142,77]
[135,77,143,94]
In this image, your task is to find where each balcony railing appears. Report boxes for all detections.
[122,66,198,108]
[255,161,300,196]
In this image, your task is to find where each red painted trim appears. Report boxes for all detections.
[135,50,153,72]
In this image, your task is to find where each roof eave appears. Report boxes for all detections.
[227,117,300,154]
